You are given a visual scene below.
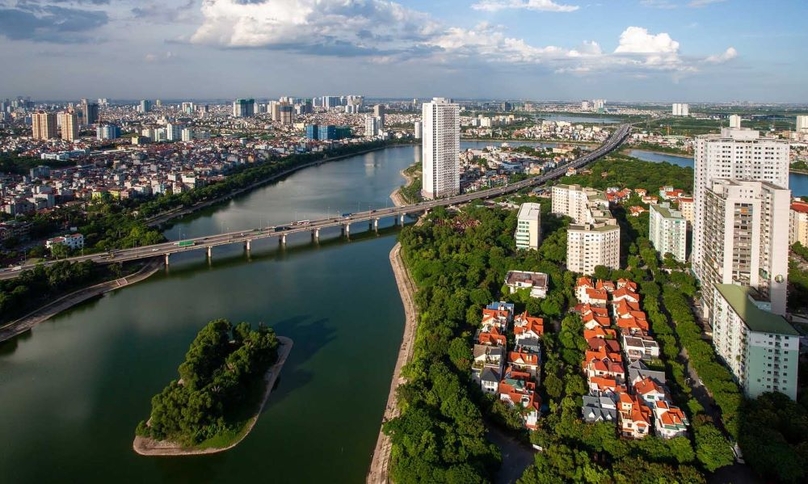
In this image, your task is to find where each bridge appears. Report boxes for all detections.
[0,124,631,279]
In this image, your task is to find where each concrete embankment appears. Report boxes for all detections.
[132,336,293,456]
[0,259,164,343]
[366,175,422,483]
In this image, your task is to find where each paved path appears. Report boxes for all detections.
[133,336,293,456]
[366,243,418,483]
[0,259,163,343]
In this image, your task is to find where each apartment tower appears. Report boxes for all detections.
[31,111,57,140]
[692,126,790,314]
[62,110,79,142]
[422,98,459,199]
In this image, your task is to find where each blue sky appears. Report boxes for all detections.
[0,0,804,102]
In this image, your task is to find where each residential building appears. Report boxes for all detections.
[166,123,182,142]
[138,100,151,113]
[653,401,689,439]
[373,104,385,130]
[711,284,799,400]
[472,344,505,393]
[515,202,542,250]
[648,203,687,263]
[413,121,422,139]
[671,103,689,116]
[233,98,255,118]
[80,99,99,125]
[280,104,294,125]
[796,115,808,133]
[693,126,790,314]
[581,395,618,424]
[364,115,380,137]
[96,124,120,140]
[504,270,548,299]
[617,391,652,439]
[701,180,790,316]
[678,197,694,225]
[422,97,460,199]
[62,110,79,142]
[46,233,84,250]
[790,200,808,246]
[552,184,603,223]
[567,221,620,274]
[32,111,57,140]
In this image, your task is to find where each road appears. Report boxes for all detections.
[0,124,630,280]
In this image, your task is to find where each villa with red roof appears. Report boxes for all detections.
[653,401,690,439]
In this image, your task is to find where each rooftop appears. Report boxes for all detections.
[715,284,799,336]
[517,202,542,220]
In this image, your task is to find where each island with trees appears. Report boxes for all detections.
[133,319,292,456]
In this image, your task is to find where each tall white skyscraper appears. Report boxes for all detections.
[700,180,790,316]
[422,98,459,199]
[693,127,790,287]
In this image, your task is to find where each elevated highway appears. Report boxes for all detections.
[0,124,630,279]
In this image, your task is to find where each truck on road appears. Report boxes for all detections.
[175,240,196,248]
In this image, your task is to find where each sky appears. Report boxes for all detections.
[0,0,805,102]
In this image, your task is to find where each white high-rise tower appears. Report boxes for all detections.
[693,125,790,316]
[422,98,459,199]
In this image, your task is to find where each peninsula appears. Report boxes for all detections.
[133,319,292,456]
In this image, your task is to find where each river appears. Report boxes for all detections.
[0,146,423,483]
[626,150,808,197]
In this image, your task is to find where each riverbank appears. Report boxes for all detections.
[462,137,598,145]
[366,243,418,483]
[0,258,164,343]
[147,142,416,228]
[389,167,415,207]
[132,335,293,456]
[622,147,692,158]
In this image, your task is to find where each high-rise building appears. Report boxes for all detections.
[710,284,799,400]
[414,121,422,139]
[139,100,151,113]
[701,179,790,316]
[31,111,57,140]
[515,203,542,250]
[421,97,460,199]
[648,203,687,263]
[305,125,318,140]
[233,98,255,118]
[62,110,79,142]
[790,201,808,247]
[693,127,789,290]
[671,103,689,117]
[165,123,182,141]
[181,128,194,142]
[796,115,808,133]
[728,114,742,129]
[581,101,590,111]
[365,115,380,137]
[80,99,99,125]
[279,104,293,125]
[593,99,605,112]
[552,184,620,274]
[373,104,385,130]
[567,222,621,275]
[551,184,602,224]
[96,124,120,140]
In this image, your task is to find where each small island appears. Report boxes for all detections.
[133,318,292,456]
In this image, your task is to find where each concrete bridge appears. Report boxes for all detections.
[0,124,631,278]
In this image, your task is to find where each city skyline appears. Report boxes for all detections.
[0,0,805,102]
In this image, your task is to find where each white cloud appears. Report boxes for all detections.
[689,0,727,7]
[471,0,579,12]
[186,1,735,81]
[614,26,679,54]
[639,0,677,8]
[190,0,440,54]
[704,46,737,63]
